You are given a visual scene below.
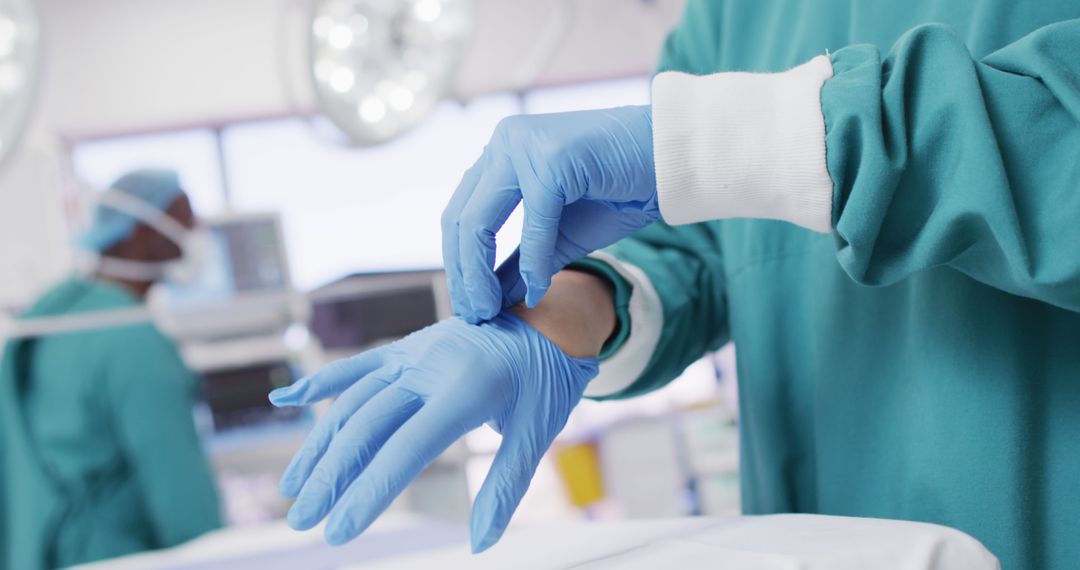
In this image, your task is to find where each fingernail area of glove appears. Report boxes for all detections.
[471,528,503,554]
[269,382,304,405]
[286,503,314,531]
[462,312,483,325]
[325,510,365,546]
[286,488,329,530]
[470,510,505,553]
[523,282,547,307]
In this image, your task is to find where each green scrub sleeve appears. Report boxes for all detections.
[107,328,222,547]
[575,222,730,400]
[825,20,1080,312]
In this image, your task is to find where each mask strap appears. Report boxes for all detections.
[93,255,167,281]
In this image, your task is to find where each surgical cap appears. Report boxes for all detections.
[79,169,184,253]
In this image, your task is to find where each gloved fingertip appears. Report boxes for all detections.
[469,496,507,553]
[521,272,549,308]
[269,381,305,406]
[287,482,333,531]
[449,298,470,320]
[462,311,483,325]
[325,527,352,547]
[470,533,490,554]
[476,304,500,323]
[461,297,502,322]
[470,524,505,554]
[325,512,364,546]
[286,503,315,531]
[524,288,546,308]
[268,387,289,402]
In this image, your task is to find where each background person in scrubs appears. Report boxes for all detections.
[275,2,1079,569]
[0,169,221,570]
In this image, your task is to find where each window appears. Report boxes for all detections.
[222,94,521,290]
[67,77,650,291]
[70,128,227,216]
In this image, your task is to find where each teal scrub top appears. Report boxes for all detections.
[0,278,221,570]
[577,2,1080,570]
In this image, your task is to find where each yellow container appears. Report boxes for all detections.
[553,441,605,508]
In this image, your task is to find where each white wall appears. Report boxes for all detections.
[0,131,71,307]
[37,0,309,137]
[0,0,685,307]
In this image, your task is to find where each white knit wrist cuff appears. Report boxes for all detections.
[652,54,835,233]
[583,251,664,398]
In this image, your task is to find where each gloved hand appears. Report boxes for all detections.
[269,313,598,553]
[442,105,657,323]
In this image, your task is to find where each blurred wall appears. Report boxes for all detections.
[0,131,70,308]
[0,0,685,307]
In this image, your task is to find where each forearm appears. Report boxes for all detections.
[509,269,616,359]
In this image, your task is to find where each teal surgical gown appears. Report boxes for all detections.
[0,278,221,570]
[575,2,1080,569]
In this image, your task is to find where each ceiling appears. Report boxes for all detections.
[35,0,686,139]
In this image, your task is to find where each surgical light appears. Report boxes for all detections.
[308,0,471,146]
[0,0,38,170]
[329,67,355,92]
[358,97,386,123]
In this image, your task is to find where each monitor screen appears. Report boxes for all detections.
[308,271,442,351]
[311,287,438,350]
[167,214,289,305]
[200,360,300,431]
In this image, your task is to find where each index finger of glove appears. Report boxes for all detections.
[442,156,487,320]
[457,154,522,322]
[269,347,386,407]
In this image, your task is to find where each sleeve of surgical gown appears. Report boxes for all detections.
[107,327,222,547]
[825,20,1080,312]
[649,19,1080,313]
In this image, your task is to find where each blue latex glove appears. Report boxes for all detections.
[442,105,658,323]
[269,313,598,552]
